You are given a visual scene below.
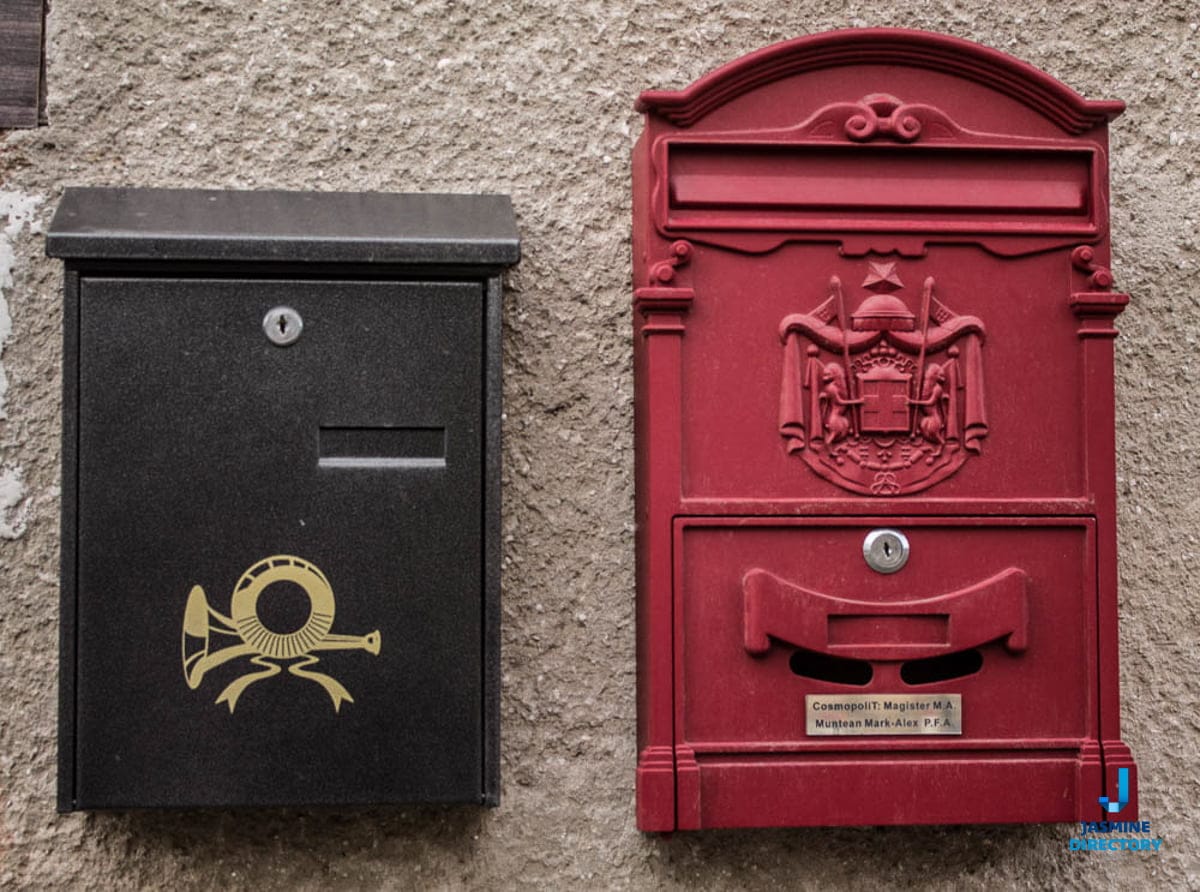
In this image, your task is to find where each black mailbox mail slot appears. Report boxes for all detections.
[48,188,519,810]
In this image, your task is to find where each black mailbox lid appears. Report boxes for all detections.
[46,187,520,266]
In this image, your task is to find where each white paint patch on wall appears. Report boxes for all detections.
[0,190,43,419]
[0,464,30,539]
[0,190,45,540]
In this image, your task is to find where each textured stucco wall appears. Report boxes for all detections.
[1,1,1197,888]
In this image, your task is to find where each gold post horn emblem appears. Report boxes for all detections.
[181,555,381,713]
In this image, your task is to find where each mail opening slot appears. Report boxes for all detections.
[318,426,448,468]
[49,188,519,810]
[667,145,1095,218]
[634,29,1136,830]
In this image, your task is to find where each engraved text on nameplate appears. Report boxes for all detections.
[805,694,962,736]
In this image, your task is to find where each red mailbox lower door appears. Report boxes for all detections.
[671,517,1103,829]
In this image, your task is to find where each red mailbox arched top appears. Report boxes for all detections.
[636,28,1124,133]
[634,30,1125,257]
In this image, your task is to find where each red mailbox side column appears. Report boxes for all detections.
[632,283,691,832]
[1071,280,1138,820]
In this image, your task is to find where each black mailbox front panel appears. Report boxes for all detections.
[71,276,486,808]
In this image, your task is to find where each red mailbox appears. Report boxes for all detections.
[632,29,1136,830]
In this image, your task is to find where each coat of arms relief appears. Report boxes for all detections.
[778,261,988,495]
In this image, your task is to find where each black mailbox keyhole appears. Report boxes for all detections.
[263,306,303,346]
[882,541,892,558]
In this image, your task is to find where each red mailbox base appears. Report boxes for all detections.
[641,747,1140,830]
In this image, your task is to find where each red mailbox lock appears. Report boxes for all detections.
[633,29,1136,830]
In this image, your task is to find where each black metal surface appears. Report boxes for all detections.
[47,188,521,266]
[482,274,504,805]
[51,188,517,810]
[58,268,80,812]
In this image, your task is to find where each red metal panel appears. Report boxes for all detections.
[679,518,1093,749]
[633,28,1135,830]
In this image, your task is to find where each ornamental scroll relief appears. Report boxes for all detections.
[778,262,988,496]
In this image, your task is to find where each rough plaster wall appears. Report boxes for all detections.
[0,0,1195,888]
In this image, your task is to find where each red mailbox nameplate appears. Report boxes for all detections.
[633,29,1136,830]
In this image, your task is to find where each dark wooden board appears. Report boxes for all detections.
[0,0,46,129]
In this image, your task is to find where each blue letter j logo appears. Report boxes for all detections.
[1099,767,1130,814]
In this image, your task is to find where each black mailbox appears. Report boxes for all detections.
[47,188,519,810]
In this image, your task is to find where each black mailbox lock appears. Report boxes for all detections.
[263,305,303,346]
